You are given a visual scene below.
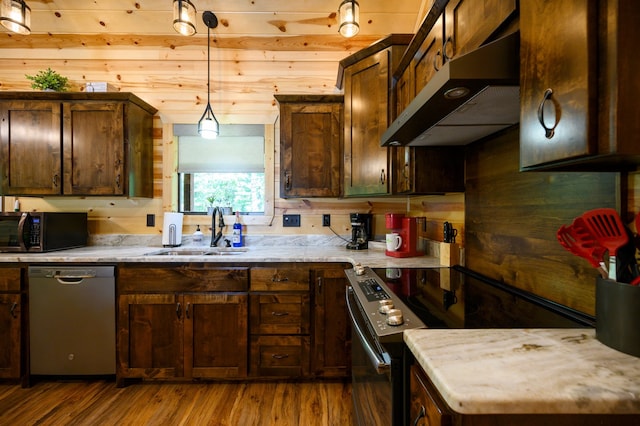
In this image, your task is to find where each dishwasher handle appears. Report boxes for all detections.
[52,272,97,284]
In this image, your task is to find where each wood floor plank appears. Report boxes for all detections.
[0,380,353,425]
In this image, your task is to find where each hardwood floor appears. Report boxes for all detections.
[0,379,353,425]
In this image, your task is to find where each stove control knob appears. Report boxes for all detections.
[354,264,365,276]
[386,309,404,326]
[378,299,394,314]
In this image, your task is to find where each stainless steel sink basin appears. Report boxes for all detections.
[143,248,248,256]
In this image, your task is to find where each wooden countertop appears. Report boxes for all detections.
[404,328,640,415]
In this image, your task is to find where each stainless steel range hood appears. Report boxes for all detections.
[381,32,520,147]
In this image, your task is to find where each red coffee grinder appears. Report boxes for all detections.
[385,213,423,258]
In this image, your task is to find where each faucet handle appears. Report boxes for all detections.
[224,238,231,247]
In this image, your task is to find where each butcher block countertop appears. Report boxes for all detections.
[404,328,640,415]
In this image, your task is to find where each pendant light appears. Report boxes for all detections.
[172,0,196,36]
[0,0,31,35]
[198,11,219,139]
[338,0,359,38]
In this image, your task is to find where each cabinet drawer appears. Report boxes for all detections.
[250,293,310,334]
[410,364,452,426]
[0,268,21,292]
[119,266,248,292]
[250,267,310,291]
[250,335,310,377]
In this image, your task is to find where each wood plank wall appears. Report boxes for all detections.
[465,128,620,315]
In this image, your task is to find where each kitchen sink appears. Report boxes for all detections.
[143,248,248,256]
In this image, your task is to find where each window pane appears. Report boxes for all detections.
[179,172,265,214]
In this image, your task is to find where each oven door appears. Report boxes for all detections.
[347,285,404,426]
[0,212,30,252]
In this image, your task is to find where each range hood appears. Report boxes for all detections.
[381,32,520,147]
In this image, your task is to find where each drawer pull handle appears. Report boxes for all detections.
[186,303,191,319]
[272,353,289,360]
[537,88,558,139]
[271,276,289,282]
[271,311,289,317]
[413,405,426,426]
[176,302,181,319]
[10,302,18,318]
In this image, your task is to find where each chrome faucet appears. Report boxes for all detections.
[210,207,225,247]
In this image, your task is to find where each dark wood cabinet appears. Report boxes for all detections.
[0,92,156,197]
[311,265,350,378]
[339,35,412,197]
[409,364,452,426]
[0,267,22,379]
[520,0,640,171]
[391,146,465,194]
[249,266,311,377]
[116,265,249,385]
[275,94,343,198]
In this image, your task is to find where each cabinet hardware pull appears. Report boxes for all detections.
[433,50,442,72]
[285,171,291,191]
[52,174,59,187]
[317,277,323,294]
[271,276,289,282]
[537,88,557,139]
[272,353,289,360]
[186,303,190,319]
[176,302,181,319]
[379,169,386,185]
[271,311,289,317]
[443,36,454,61]
[10,302,17,318]
[413,405,426,426]
[116,174,121,188]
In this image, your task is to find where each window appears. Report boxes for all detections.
[175,124,266,214]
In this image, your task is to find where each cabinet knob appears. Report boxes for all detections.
[537,88,558,139]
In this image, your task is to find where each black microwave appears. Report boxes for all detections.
[0,212,88,253]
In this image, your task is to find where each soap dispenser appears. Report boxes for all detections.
[193,224,204,245]
[232,212,243,247]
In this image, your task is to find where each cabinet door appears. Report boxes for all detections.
[519,0,597,169]
[0,293,21,379]
[117,293,182,379]
[62,101,125,195]
[184,293,248,378]
[0,101,62,195]
[444,0,517,59]
[279,101,342,198]
[410,364,452,426]
[344,50,391,197]
[312,267,350,378]
[413,14,444,97]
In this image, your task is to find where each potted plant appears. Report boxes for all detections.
[25,68,71,91]
[206,195,216,215]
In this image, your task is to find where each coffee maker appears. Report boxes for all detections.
[346,213,372,250]
[385,213,423,257]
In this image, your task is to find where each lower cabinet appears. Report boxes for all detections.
[116,265,249,385]
[0,267,22,379]
[116,262,350,384]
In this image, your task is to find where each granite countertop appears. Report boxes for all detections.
[404,328,640,415]
[0,243,442,269]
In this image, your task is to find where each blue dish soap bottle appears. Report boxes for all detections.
[232,212,243,247]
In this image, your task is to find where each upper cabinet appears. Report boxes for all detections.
[275,95,343,198]
[338,35,412,197]
[520,0,640,171]
[0,92,157,197]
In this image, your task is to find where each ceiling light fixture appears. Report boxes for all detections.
[0,0,31,35]
[173,0,196,36]
[198,10,219,140]
[338,0,359,38]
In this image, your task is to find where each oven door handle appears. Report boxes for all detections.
[346,286,390,374]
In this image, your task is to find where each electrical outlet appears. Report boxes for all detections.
[283,214,301,227]
[146,214,155,227]
[322,214,330,227]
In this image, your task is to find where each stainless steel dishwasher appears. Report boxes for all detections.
[28,266,116,375]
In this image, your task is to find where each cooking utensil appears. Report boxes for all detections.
[556,222,608,278]
[580,208,628,280]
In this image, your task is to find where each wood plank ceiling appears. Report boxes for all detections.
[0,0,427,124]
